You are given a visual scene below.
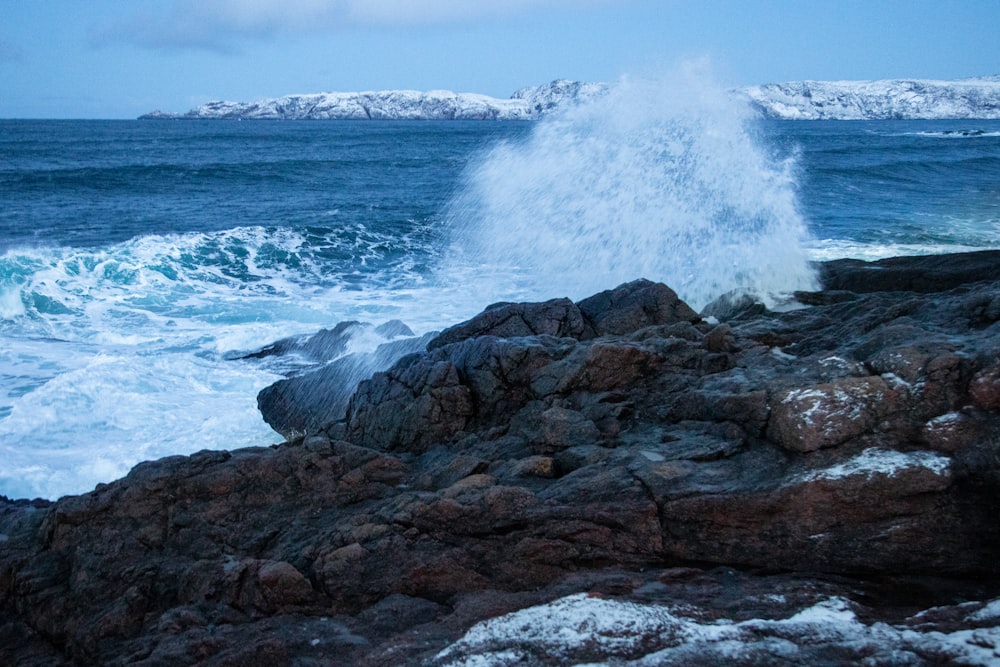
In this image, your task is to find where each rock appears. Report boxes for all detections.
[257,332,434,438]
[427,298,590,350]
[4,259,1000,665]
[767,376,907,452]
[818,249,1000,293]
[432,578,1000,666]
[238,320,368,363]
[576,279,700,335]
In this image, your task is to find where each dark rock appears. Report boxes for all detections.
[4,260,1000,665]
[238,320,367,362]
[427,298,591,349]
[818,249,1000,293]
[700,291,769,321]
[577,278,700,334]
[257,332,435,438]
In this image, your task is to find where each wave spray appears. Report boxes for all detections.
[442,66,817,311]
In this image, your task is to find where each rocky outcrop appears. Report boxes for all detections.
[2,253,1000,665]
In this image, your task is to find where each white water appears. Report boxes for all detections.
[443,67,818,310]
[1,69,822,500]
[0,231,459,500]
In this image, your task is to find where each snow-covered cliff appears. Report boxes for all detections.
[141,77,1000,121]
[741,77,1000,120]
[141,80,608,121]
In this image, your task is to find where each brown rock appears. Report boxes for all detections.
[5,262,1000,666]
[768,377,906,452]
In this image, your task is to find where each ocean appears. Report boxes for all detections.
[3,85,1000,500]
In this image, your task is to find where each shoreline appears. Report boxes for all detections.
[3,248,1000,664]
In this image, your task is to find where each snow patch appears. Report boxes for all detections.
[881,372,912,389]
[928,411,964,426]
[800,448,951,483]
[968,600,1000,623]
[435,594,1000,666]
[781,388,829,427]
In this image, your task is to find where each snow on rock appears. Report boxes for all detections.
[968,600,1000,623]
[768,377,907,452]
[433,593,1000,666]
[142,77,1000,121]
[151,80,609,121]
[741,76,1000,120]
[798,447,951,484]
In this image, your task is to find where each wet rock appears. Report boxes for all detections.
[427,297,591,349]
[576,278,700,334]
[4,257,1000,665]
[768,376,907,452]
[257,332,434,438]
[818,249,1000,293]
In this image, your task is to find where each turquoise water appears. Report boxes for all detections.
[1,110,999,499]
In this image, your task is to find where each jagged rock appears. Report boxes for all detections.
[238,320,366,362]
[3,253,1000,665]
[577,279,699,334]
[768,376,908,452]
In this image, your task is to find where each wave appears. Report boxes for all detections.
[903,129,1000,138]
[440,66,818,310]
[0,223,452,338]
[0,340,279,500]
[0,225,482,499]
[806,239,1000,262]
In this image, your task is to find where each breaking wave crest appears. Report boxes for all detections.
[443,66,817,310]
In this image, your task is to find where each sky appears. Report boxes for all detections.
[2,0,999,119]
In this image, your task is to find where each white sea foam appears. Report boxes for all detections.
[807,238,1000,262]
[905,130,1000,138]
[0,346,282,500]
[0,227,470,499]
[441,65,818,311]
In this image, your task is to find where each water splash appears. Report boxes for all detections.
[442,66,817,310]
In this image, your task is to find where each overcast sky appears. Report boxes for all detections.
[2,0,999,119]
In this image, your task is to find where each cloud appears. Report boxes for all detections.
[345,0,605,26]
[92,0,610,52]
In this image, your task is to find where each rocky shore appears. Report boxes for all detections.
[3,250,1000,665]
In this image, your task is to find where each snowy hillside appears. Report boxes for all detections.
[141,80,608,121]
[141,77,1000,121]
[741,76,1000,120]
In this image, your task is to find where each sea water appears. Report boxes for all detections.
[2,82,1000,500]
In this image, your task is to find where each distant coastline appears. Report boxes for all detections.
[140,76,1000,121]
